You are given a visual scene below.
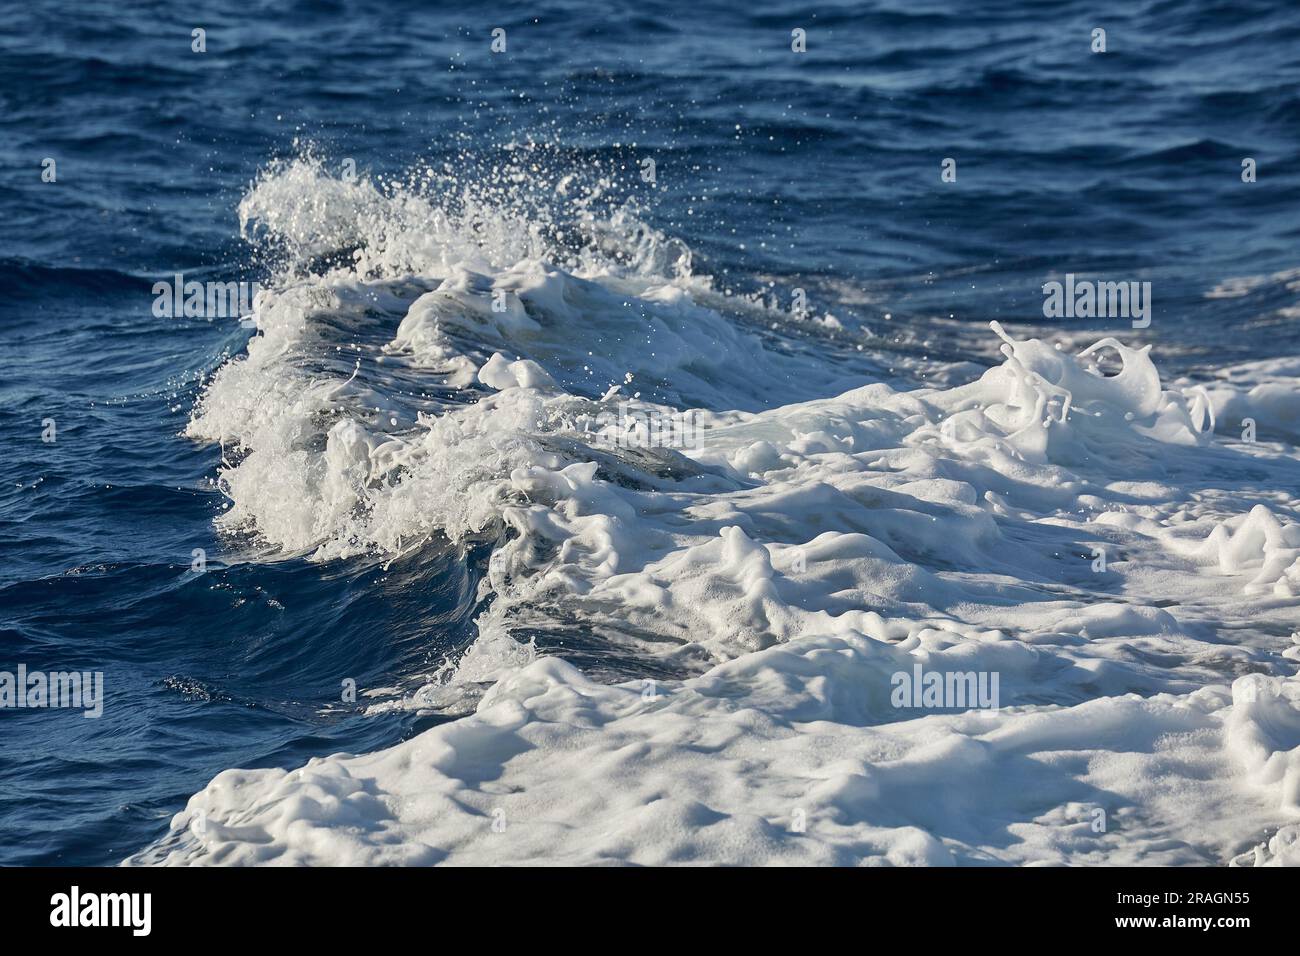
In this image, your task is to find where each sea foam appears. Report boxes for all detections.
[136,157,1300,866]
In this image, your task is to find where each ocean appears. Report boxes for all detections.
[2,0,1300,866]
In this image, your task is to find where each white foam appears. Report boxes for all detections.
[143,158,1300,866]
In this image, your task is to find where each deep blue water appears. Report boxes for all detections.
[2,0,1299,865]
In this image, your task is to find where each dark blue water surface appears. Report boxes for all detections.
[2,0,1300,864]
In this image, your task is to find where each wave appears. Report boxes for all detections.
[130,154,1300,865]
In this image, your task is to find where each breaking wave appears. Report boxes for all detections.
[131,153,1300,866]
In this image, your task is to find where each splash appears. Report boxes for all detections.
[151,153,1300,866]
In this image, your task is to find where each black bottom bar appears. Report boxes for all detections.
[0,866,1274,942]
